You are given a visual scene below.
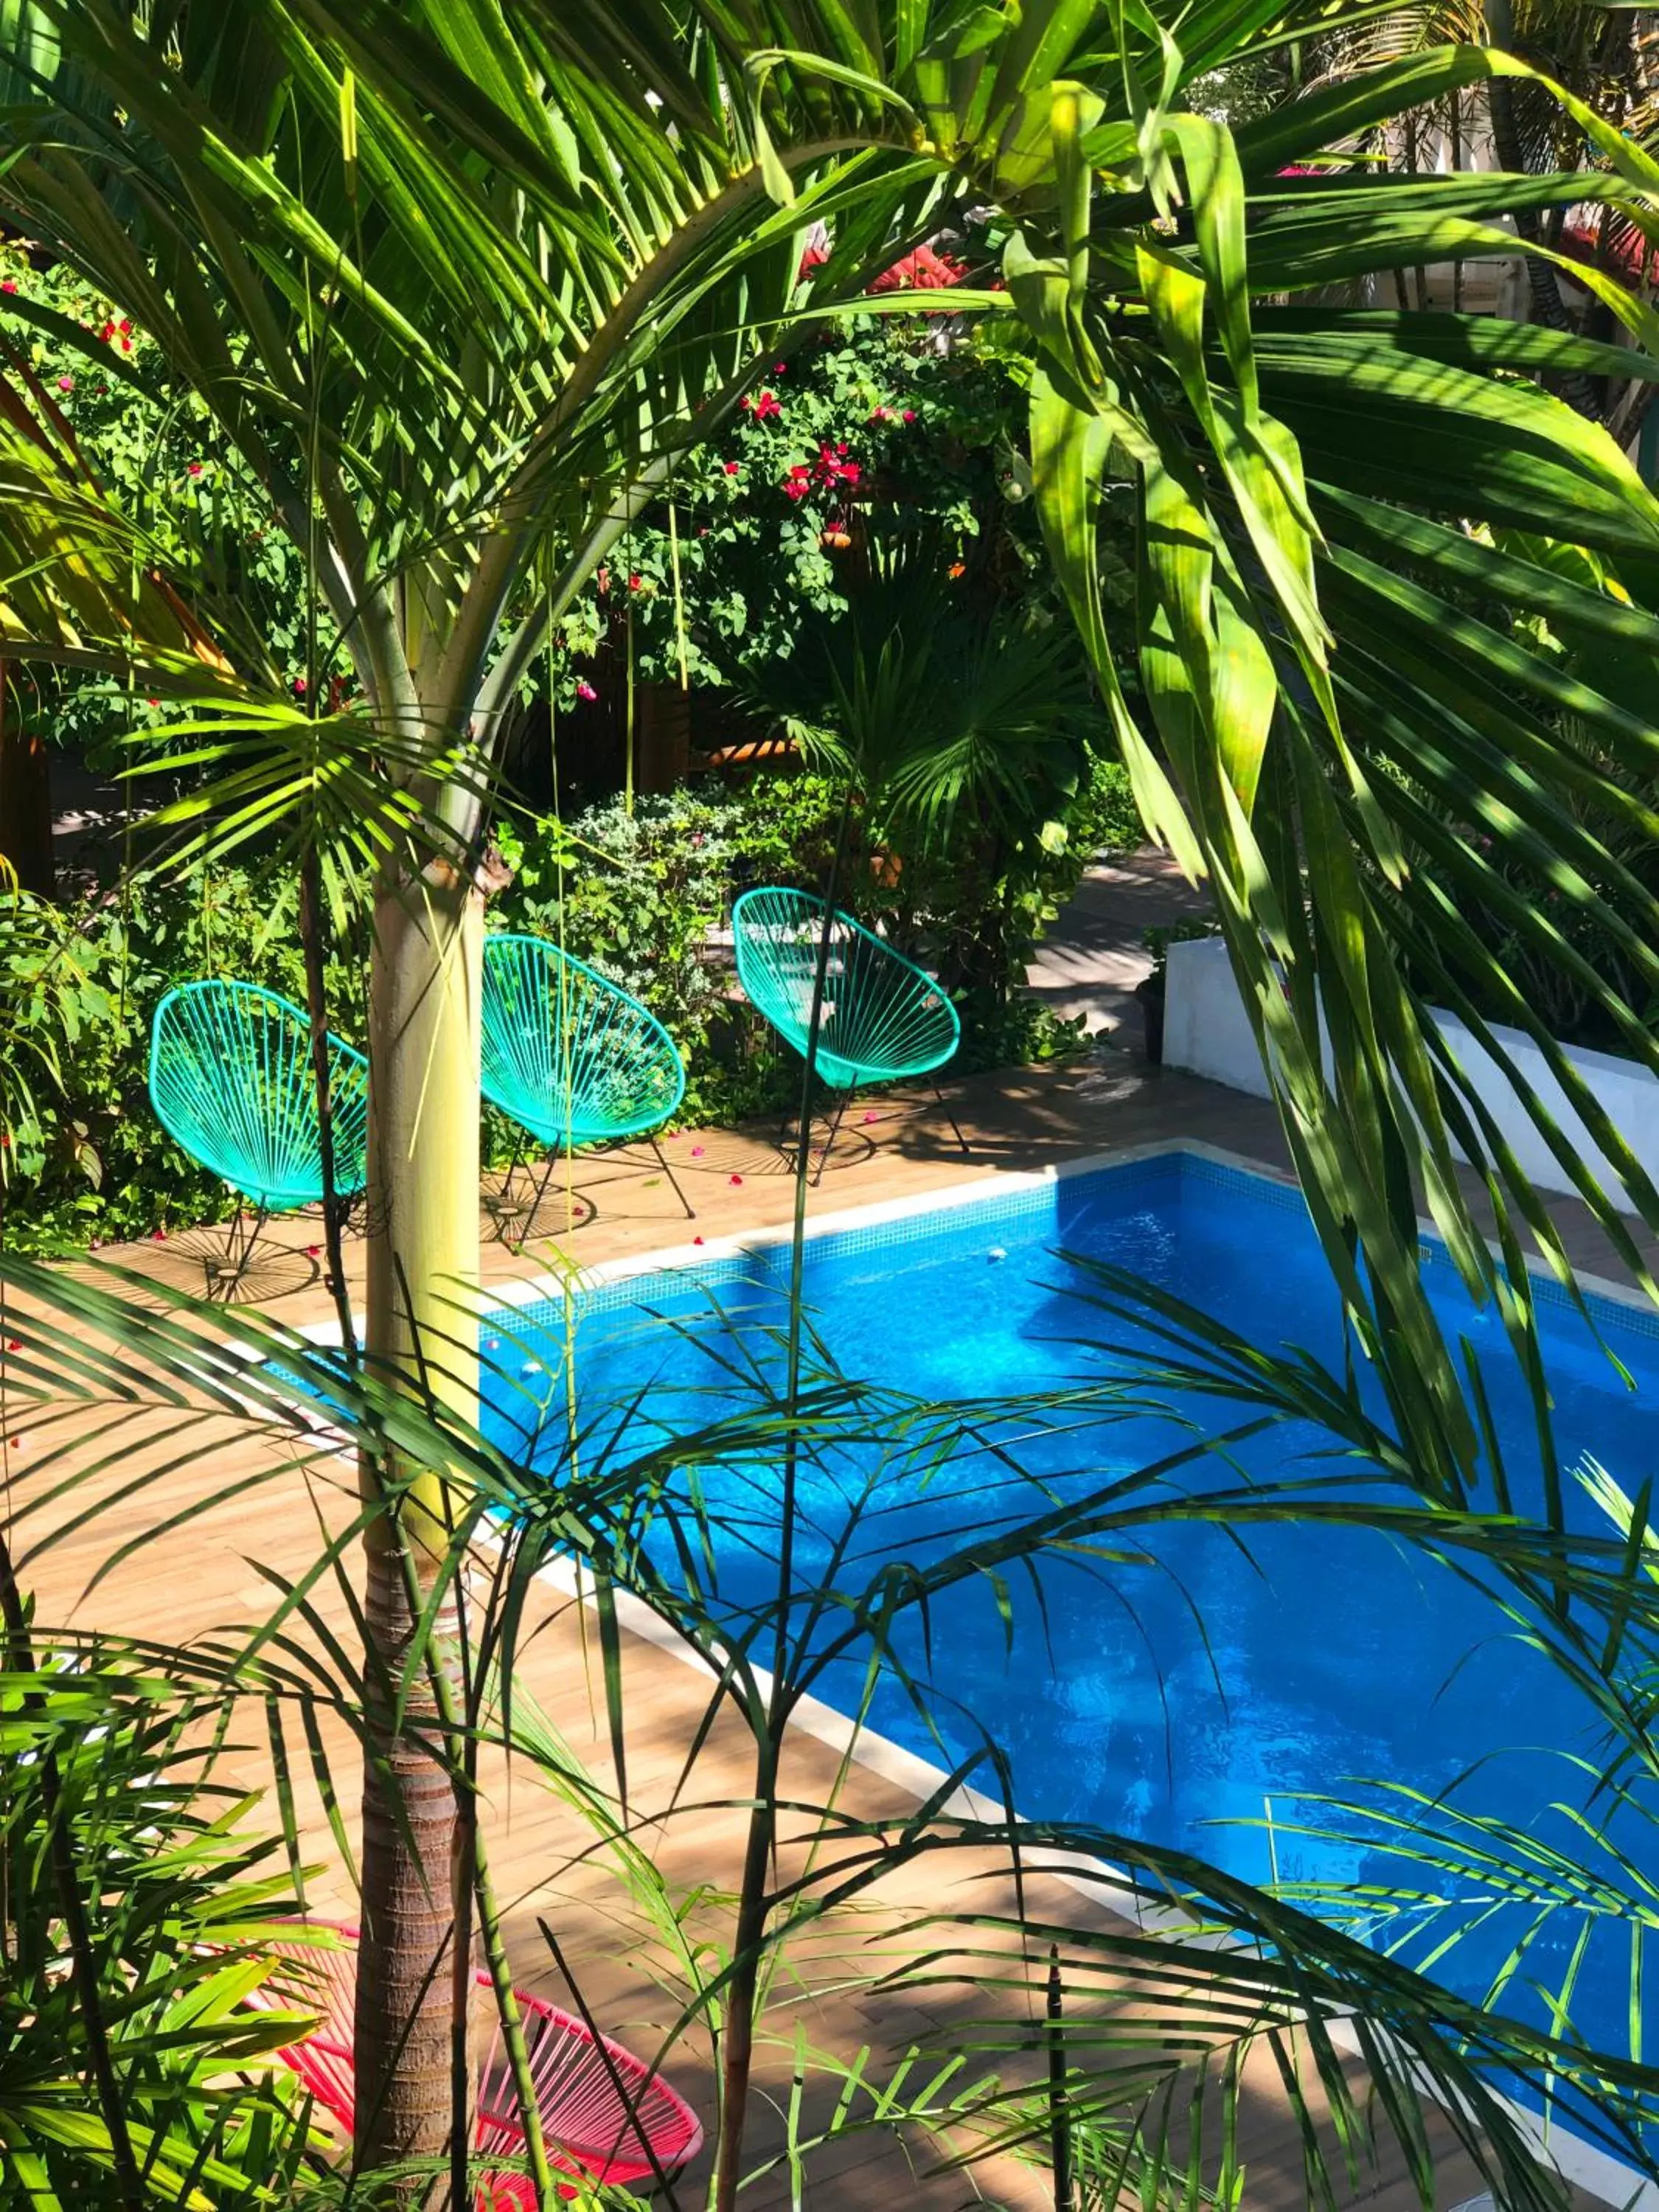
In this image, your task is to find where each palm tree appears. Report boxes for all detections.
[1309,0,1659,425]
[7,0,1659,2191]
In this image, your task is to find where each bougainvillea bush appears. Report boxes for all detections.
[0,250,351,756]
[536,298,1082,712]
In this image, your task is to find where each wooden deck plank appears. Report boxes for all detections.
[3,1058,1622,2208]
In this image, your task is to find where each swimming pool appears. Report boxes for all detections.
[483,1146,1659,2096]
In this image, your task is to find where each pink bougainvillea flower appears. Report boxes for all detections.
[862,1111,879,1124]
[0,280,16,294]
[723,459,740,475]
[738,393,752,411]
[751,389,781,421]
[305,1243,321,1258]
[57,376,73,392]
[187,459,204,475]
[100,319,116,341]
[119,319,131,334]
[576,678,598,703]
[690,1145,705,1158]
[902,408,917,423]
[869,243,967,296]
[150,1227,167,1241]
[728,1173,743,1186]
[292,675,307,696]
[692,1234,705,1245]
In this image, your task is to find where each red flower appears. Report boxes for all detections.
[187,459,204,476]
[751,389,781,421]
[739,394,752,411]
[100,319,115,341]
[723,459,740,475]
[902,408,916,423]
[816,442,860,487]
[5,1340,21,1352]
[145,696,159,707]
[119,319,131,334]
[56,376,72,392]
[0,280,15,295]
[773,361,787,373]
[781,465,813,502]
[292,675,307,696]
[627,572,642,591]
[576,678,598,703]
[728,1173,743,1186]
[692,1234,705,1245]
[869,243,967,296]
[797,243,829,279]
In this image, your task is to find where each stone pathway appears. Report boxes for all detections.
[1023,845,1211,1045]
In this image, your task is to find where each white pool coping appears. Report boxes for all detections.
[264,1136,1658,2208]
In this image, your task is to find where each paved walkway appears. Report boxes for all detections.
[1023,846,1211,1040]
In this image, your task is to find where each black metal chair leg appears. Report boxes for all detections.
[207,1197,268,1300]
[514,1148,570,1251]
[493,1135,528,1245]
[810,1088,852,1186]
[649,1132,696,1220]
[931,1080,972,1157]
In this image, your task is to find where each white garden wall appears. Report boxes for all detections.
[1163,935,1659,1205]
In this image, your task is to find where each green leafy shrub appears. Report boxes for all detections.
[0,872,365,1256]
[0,756,1140,1253]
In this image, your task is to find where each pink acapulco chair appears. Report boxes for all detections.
[248,1926,702,2203]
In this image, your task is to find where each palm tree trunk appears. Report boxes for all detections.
[354,858,484,2180]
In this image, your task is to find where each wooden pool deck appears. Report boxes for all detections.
[5,1050,1626,2209]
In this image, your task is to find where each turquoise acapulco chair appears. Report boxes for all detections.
[147,980,369,1295]
[732,886,967,1183]
[481,933,692,1240]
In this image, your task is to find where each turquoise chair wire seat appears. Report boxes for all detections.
[731,886,967,1180]
[481,933,692,1235]
[147,981,369,1293]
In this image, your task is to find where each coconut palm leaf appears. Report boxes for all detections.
[15,4,1659,2202]
[11,1256,1659,2205]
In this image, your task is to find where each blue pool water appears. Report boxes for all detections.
[482,1150,1659,2081]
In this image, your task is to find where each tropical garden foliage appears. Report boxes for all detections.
[8,1,1659,2209]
